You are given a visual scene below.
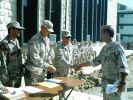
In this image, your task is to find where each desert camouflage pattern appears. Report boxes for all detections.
[91,41,129,80]
[0,36,23,87]
[89,41,129,100]
[53,41,74,76]
[25,33,52,85]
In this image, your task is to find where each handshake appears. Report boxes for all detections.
[46,62,90,75]
[71,62,90,74]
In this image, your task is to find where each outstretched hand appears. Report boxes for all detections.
[0,85,8,94]
[47,65,56,73]
[70,68,76,74]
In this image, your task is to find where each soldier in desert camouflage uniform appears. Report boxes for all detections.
[73,25,129,100]
[25,20,56,85]
[53,30,74,77]
[0,21,25,93]
[53,30,74,100]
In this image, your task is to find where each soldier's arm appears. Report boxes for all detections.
[116,44,129,75]
[0,42,9,82]
[28,41,50,70]
[116,44,129,92]
[72,61,91,71]
[0,81,8,94]
[72,47,103,71]
[54,45,72,68]
[118,72,128,92]
[59,56,73,68]
[0,47,8,93]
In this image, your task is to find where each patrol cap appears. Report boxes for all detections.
[42,20,54,32]
[100,25,114,37]
[100,25,113,31]
[6,21,25,30]
[61,30,71,37]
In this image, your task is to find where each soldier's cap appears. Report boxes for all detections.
[6,21,25,30]
[100,25,113,31]
[61,30,71,37]
[100,25,114,37]
[42,20,54,32]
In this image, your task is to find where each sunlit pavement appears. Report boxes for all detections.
[53,90,103,100]
[125,50,133,56]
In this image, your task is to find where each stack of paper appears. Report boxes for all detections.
[0,87,25,100]
[24,86,43,93]
[45,79,62,83]
[106,84,118,94]
[37,81,60,88]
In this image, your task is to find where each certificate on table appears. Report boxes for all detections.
[45,78,62,83]
[37,82,60,88]
[24,86,44,93]
[22,77,85,100]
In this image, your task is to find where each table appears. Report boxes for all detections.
[22,77,84,100]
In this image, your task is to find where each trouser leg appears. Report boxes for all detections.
[102,80,121,100]
[24,68,32,86]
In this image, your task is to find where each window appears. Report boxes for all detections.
[120,25,124,29]
[120,14,124,18]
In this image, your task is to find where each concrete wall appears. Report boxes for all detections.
[107,0,117,40]
[0,0,17,41]
[38,0,45,32]
[61,0,71,31]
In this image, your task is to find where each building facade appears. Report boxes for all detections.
[0,0,117,46]
[117,3,133,43]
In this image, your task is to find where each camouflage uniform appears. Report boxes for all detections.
[25,33,52,85]
[0,36,23,88]
[89,41,129,100]
[53,41,74,77]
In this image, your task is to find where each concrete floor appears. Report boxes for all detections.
[53,90,103,100]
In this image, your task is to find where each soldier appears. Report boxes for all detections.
[0,21,25,93]
[53,30,74,77]
[53,30,74,100]
[73,25,129,100]
[25,20,56,85]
